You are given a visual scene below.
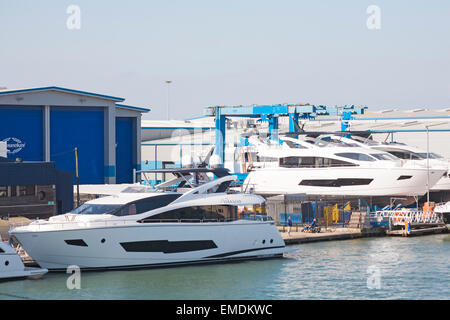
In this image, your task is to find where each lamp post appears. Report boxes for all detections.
[165,80,172,120]
[426,125,430,208]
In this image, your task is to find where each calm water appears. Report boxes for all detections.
[1,234,449,300]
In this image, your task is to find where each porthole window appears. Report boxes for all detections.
[262,239,266,244]
[270,239,274,244]
[101,238,106,243]
[5,260,9,266]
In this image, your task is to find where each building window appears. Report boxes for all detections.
[0,186,7,197]
[18,185,35,196]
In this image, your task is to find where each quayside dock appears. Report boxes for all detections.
[386,225,449,237]
[279,210,449,244]
[280,225,448,244]
[281,227,380,245]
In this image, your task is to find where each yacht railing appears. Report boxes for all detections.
[9,219,138,232]
[9,216,273,231]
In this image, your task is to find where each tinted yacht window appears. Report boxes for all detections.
[418,152,443,159]
[71,204,122,215]
[388,151,422,160]
[370,153,394,161]
[114,194,182,216]
[139,205,237,223]
[279,157,357,168]
[335,153,376,162]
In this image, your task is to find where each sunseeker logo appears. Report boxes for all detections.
[2,137,26,154]
[223,198,242,204]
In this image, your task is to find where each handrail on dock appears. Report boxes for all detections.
[370,210,444,226]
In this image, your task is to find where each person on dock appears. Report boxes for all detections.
[301,218,316,232]
[401,219,411,236]
[287,216,293,235]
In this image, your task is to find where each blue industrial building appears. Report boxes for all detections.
[0,86,150,184]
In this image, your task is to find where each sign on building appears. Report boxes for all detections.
[0,141,7,158]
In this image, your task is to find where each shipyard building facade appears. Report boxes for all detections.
[0,86,149,184]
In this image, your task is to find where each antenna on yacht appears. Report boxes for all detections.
[198,146,215,168]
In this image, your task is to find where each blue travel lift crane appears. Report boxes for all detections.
[203,104,367,167]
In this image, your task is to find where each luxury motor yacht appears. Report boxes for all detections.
[238,135,445,198]
[330,135,450,191]
[0,238,48,281]
[9,168,292,271]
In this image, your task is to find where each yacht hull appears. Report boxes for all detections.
[245,167,445,197]
[10,221,288,271]
[430,176,450,191]
[0,242,48,281]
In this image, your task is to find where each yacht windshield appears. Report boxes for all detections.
[70,204,122,215]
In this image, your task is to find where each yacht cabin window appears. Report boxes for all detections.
[370,153,396,161]
[279,157,357,168]
[417,152,443,159]
[334,153,376,162]
[387,151,422,160]
[139,205,238,223]
[71,204,122,215]
[114,194,182,216]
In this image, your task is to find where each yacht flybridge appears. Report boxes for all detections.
[9,168,292,271]
[237,135,445,199]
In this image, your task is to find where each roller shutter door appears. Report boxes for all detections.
[50,107,104,184]
[115,117,134,183]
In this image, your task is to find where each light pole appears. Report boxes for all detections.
[426,125,430,208]
[165,80,172,120]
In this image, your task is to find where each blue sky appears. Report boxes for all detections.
[0,0,449,120]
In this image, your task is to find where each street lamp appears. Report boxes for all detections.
[165,80,172,120]
[426,125,430,208]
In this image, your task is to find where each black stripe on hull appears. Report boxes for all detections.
[0,276,29,283]
[205,246,286,258]
[44,252,286,272]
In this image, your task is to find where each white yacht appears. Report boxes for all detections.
[0,239,48,281]
[331,135,450,191]
[9,168,292,271]
[237,135,445,198]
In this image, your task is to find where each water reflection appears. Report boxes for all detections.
[0,235,449,300]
